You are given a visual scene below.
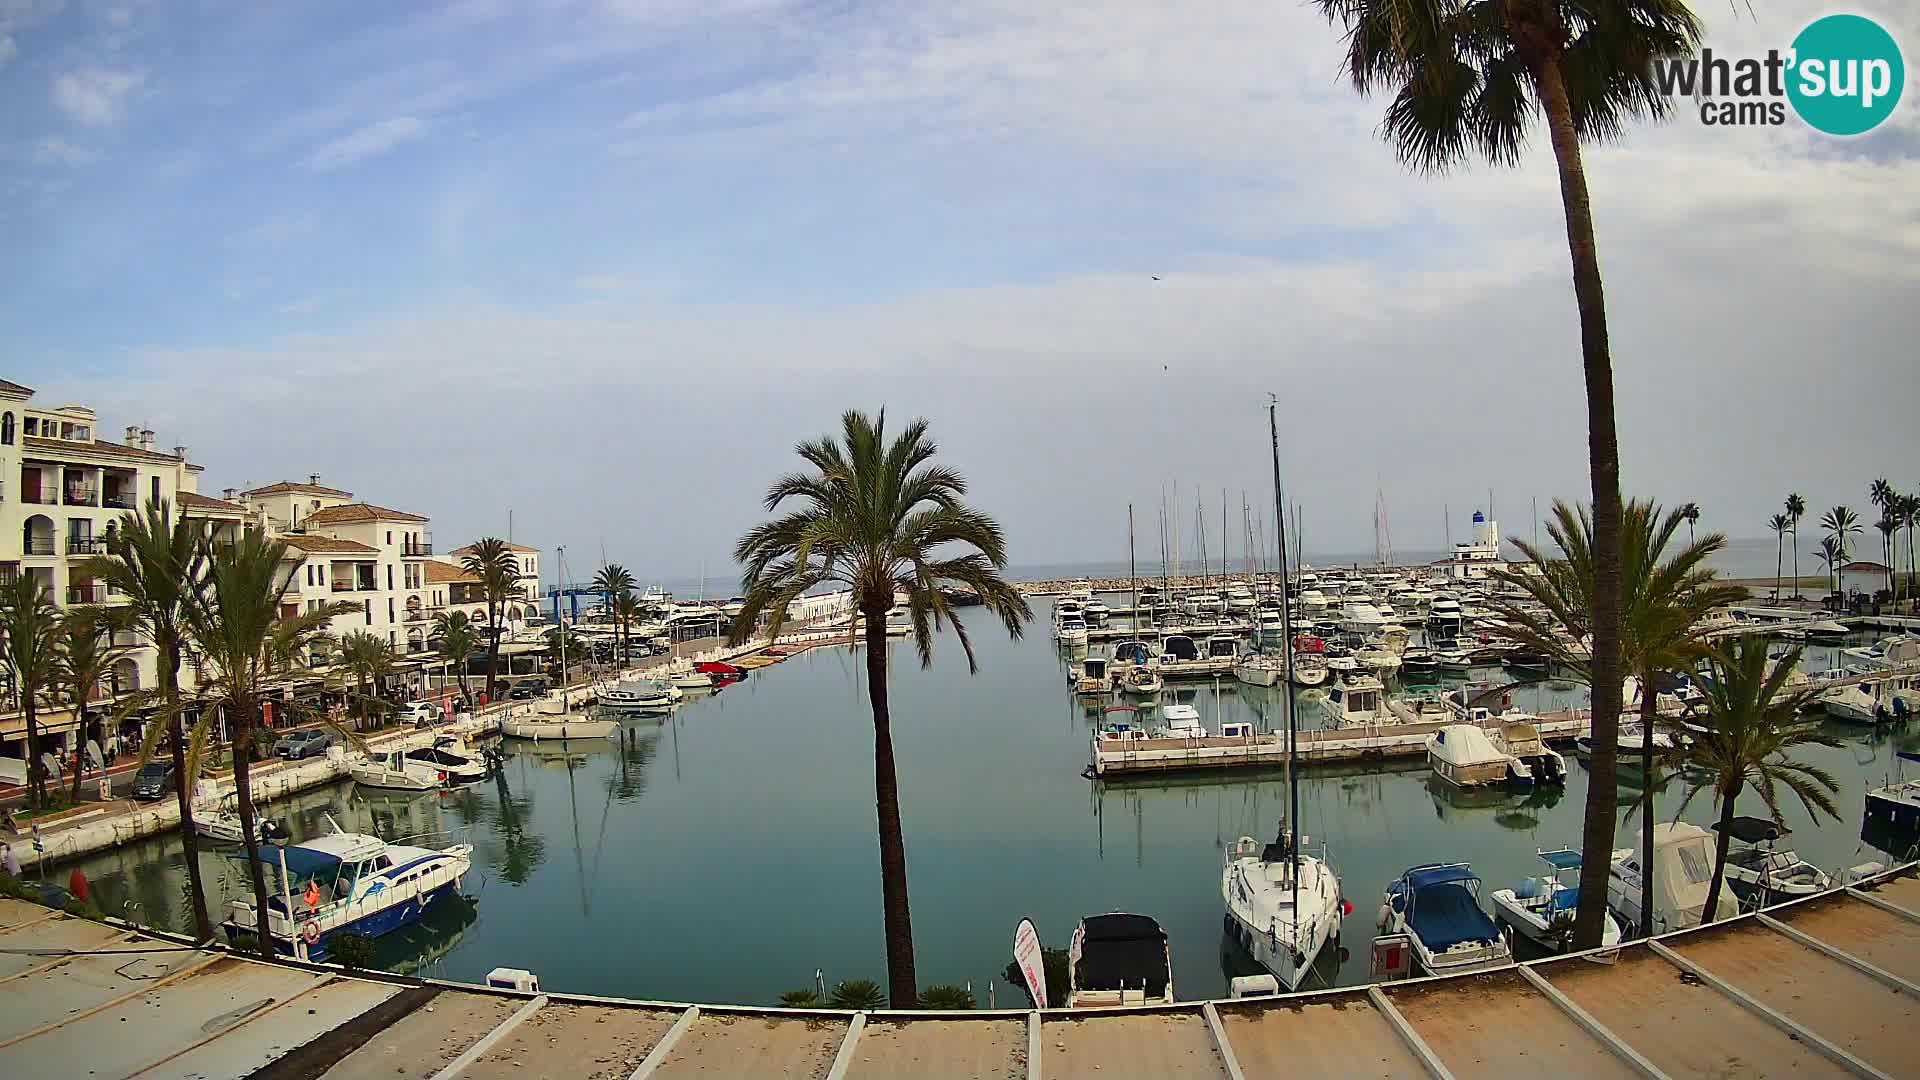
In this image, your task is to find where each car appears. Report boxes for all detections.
[129,761,176,801]
[507,682,542,700]
[275,729,334,760]
[402,701,442,727]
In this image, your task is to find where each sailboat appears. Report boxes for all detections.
[1220,397,1347,992]
[502,585,617,740]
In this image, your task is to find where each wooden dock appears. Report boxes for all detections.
[1090,712,1591,778]
[1,866,1917,1079]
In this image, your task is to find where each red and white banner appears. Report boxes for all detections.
[1012,918,1048,1009]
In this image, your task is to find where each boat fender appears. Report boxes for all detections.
[302,921,321,945]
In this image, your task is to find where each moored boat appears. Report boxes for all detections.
[1066,913,1175,1008]
[1221,825,1345,992]
[1379,863,1512,976]
[1714,817,1832,904]
[1490,848,1622,953]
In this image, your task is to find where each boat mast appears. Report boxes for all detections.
[1128,504,1138,636]
[1267,396,1300,921]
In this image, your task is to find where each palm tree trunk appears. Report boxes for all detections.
[164,638,214,940]
[862,597,917,1007]
[69,703,88,804]
[1701,778,1741,926]
[485,603,501,702]
[1636,672,1659,938]
[1791,525,1800,599]
[1774,534,1782,602]
[24,698,42,810]
[1535,53,1625,953]
[229,692,274,958]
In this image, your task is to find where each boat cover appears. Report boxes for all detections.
[1538,849,1583,871]
[1713,816,1786,844]
[1408,883,1500,952]
[1075,914,1171,995]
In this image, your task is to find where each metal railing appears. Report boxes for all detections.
[63,488,99,506]
[403,536,434,556]
[102,492,137,509]
[65,536,105,555]
[23,536,55,556]
[68,584,105,604]
[20,490,57,505]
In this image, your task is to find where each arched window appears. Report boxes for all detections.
[1,413,13,445]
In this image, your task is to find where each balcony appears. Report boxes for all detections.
[68,584,105,604]
[103,492,137,510]
[22,536,55,557]
[402,537,434,557]
[66,536,106,556]
[63,487,100,507]
[21,490,57,506]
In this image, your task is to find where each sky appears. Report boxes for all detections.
[7,0,1917,584]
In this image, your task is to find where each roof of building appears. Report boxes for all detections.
[177,491,248,515]
[281,535,379,555]
[0,379,33,396]
[21,435,205,470]
[424,561,479,585]
[1842,560,1893,573]
[240,480,356,498]
[300,502,430,525]
[451,541,539,555]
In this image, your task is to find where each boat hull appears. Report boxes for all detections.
[224,881,461,961]
[501,717,619,740]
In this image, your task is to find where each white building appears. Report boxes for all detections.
[435,541,543,628]
[1444,511,1503,581]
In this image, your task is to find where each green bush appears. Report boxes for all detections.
[826,979,886,1009]
[777,988,820,1008]
[326,932,378,969]
[917,984,976,1010]
[1002,947,1070,1008]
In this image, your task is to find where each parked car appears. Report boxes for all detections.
[402,701,442,727]
[274,729,334,760]
[507,682,543,701]
[129,761,176,801]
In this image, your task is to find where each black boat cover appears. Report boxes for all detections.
[1075,914,1171,995]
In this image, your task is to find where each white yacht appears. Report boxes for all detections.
[1574,723,1677,760]
[1490,849,1623,953]
[501,698,619,741]
[1608,822,1739,935]
[1119,664,1163,698]
[1066,913,1175,1008]
[1715,817,1832,904]
[1338,598,1390,638]
[195,793,260,845]
[1083,599,1111,625]
[1318,673,1393,728]
[1074,657,1114,696]
[1379,863,1512,976]
[348,749,454,792]
[222,816,472,961]
[667,657,713,689]
[1298,589,1332,618]
[1222,826,1344,992]
[1820,673,1914,724]
[1356,646,1401,678]
[1425,725,1527,789]
[404,736,493,785]
[600,676,681,711]
[1152,703,1205,739]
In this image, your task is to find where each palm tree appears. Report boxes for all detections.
[0,575,61,809]
[1875,513,1899,598]
[1673,636,1840,921]
[1785,493,1806,598]
[184,528,354,957]
[1902,493,1920,608]
[1492,500,1743,937]
[461,539,521,702]
[1679,503,1700,546]
[1821,506,1860,598]
[1869,479,1895,596]
[611,592,644,666]
[79,499,216,939]
[592,564,637,662]
[731,409,1030,1006]
[1815,536,1841,597]
[337,631,395,731]
[1766,513,1791,603]
[1309,0,1700,951]
[52,608,131,804]
[432,611,478,698]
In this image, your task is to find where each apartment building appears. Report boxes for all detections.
[427,542,544,630]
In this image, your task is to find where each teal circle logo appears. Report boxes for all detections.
[1787,14,1904,136]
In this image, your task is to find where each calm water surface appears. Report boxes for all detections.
[60,609,1920,1005]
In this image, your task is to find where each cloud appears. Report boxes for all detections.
[28,137,97,166]
[0,34,16,67]
[306,116,425,170]
[51,67,143,125]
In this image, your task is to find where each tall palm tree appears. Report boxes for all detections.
[1901,493,1919,607]
[611,592,644,666]
[1310,0,1700,950]
[1875,513,1899,598]
[592,564,637,662]
[432,611,478,698]
[1869,479,1895,596]
[0,576,61,809]
[1785,493,1806,598]
[461,539,521,702]
[184,528,353,957]
[336,631,395,731]
[52,608,131,804]
[1815,536,1841,597]
[1766,513,1791,603]
[1679,502,1700,546]
[1821,506,1860,597]
[731,409,1030,1006]
[1673,636,1839,921]
[1492,500,1742,936]
[79,499,216,939]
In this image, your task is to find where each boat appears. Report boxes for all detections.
[501,699,619,741]
[1426,597,1464,637]
[1607,821,1740,934]
[1056,617,1090,646]
[195,793,260,845]
[1073,657,1114,696]
[1118,663,1163,698]
[1317,673,1393,728]
[1503,647,1550,676]
[1426,725,1529,789]
[1489,848,1623,953]
[600,676,681,711]
[1233,654,1285,688]
[693,660,747,680]
[1253,608,1288,646]
[1820,673,1915,724]
[221,816,473,961]
[1066,913,1175,1008]
[1497,720,1567,786]
[348,748,456,792]
[1713,817,1832,904]
[404,736,495,785]
[1399,647,1439,682]
[1151,703,1205,739]
[1338,599,1390,639]
[1865,751,1920,854]
[1805,619,1850,645]
[1379,863,1512,976]
[1356,646,1401,678]
[1574,723,1676,760]
[1205,634,1241,662]
[667,658,713,689]
[1222,825,1346,992]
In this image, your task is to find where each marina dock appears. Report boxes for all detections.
[1,865,1915,1079]
[1090,712,1592,778]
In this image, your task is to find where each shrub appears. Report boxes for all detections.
[326,932,379,969]
[917,984,976,1010]
[777,989,820,1008]
[826,979,886,1010]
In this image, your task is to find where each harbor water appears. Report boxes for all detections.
[54,610,1920,1005]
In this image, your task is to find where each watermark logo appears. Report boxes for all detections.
[1654,13,1904,135]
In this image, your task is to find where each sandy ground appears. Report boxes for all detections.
[457,1003,682,1080]
[844,1017,1026,1080]
[652,1013,846,1079]
[1387,970,1636,1078]
[320,990,521,1080]
[1671,923,1918,1076]
[1041,1011,1227,1080]
[1544,950,1850,1080]
[1218,996,1424,1079]
[1771,891,1920,984]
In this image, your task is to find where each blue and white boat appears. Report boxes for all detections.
[1379,863,1512,976]
[1489,848,1623,952]
[222,817,473,961]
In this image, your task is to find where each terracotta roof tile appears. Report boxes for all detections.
[301,502,430,525]
[22,435,200,467]
[0,379,33,395]
[425,561,478,584]
[240,481,356,498]
[281,535,378,555]
[451,541,539,555]
[178,491,248,515]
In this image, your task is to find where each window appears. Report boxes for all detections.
[363,599,371,624]
[151,477,160,504]
[0,413,12,445]
[387,565,393,590]
[319,564,326,585]
[306,565,313,586]
[387,598,395,622]
[386,530,393,545]
[21,416,35,436]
